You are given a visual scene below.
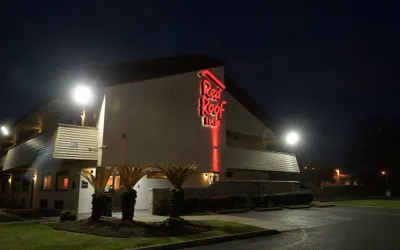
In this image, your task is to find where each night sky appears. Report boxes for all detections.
[3,1,400,167]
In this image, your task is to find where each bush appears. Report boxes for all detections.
[199,195,248,211]
[227,195,248,209]
[183,197,200,214]
[210,195,228,211]
[200,197,212,211]
[60,210,77,222]
[273,193,287,206]
[272,192,314,206]
[253,195,262,207]
[253,195,275,207]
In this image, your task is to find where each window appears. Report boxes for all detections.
[56,173,68,191]
[41,174,52,191]
[12,177,20,191]
[1,180,5,192]
[54,200,64,210]
[21,176,30,191]
[147,172,167,179]
[40,199,48,208]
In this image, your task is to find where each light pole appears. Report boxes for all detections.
[381,171,391,198]
[73,84,93,126]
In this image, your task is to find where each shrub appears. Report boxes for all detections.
[272,193,287,207]
[253,195,262,207]
[200,197,212,211]
[60,210,77,222]
[227,195,248,209]
[263,194,274,207]
[183,197,200,214]
[210,195,228,211]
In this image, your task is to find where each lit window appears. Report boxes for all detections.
[41,174,52,191]
[147,172,167,179]
[56,173,68,190]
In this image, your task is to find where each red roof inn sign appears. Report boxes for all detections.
[198,70,227,128]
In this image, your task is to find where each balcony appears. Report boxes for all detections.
[53,124,98,160]
[2,124,98,171]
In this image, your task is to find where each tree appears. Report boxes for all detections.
[157,164,198,219]
[80,167,114,221]
[113,164,149,221]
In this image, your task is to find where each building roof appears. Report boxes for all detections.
[85,54,224,86]
[11,54,272,132]
[85,54,272,128]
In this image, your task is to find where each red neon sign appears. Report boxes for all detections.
[198,70,226,128]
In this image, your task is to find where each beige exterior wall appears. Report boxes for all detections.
[101,66,226,172]
[224,93,274,138]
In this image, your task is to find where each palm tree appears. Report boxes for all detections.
[113,164,149,221]
[157,164,198,218]
[80,166,114,221]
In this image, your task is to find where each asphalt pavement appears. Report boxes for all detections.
[185,206,400,250]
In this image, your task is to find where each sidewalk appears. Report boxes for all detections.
[112,211,295,232]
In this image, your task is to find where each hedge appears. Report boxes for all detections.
[253,192,314,207]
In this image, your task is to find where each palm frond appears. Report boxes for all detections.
[113,164,149,190]
[80,167,114,193]
[157,164,198,188]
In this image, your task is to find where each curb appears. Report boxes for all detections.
[253,207,282,212]
[285,205,311,209]
[331,204,399,209]
[215,209,247,214]
[124,229,279,250]
[315,204,335,208]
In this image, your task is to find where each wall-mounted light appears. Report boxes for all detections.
[8,176,11,184]
[1,126,10,136]
[203,173,208,179]
[32,174,37,181]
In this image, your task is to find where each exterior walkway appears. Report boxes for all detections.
[113,210,293,231]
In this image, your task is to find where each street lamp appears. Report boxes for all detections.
[1,126,9,136]
[73,84,93,126]
[285,131,300,146]
[381,170,391,198]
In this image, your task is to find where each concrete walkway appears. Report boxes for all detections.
[112,211,294,231]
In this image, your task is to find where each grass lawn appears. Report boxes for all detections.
[330,200,400,208]
[0,220,263,250]
[0,214,21,222]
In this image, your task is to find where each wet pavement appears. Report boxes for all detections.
[185,206,400,250]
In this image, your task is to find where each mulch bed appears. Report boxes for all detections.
[49,218,213,238]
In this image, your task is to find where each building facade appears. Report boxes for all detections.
[0,55,300,213]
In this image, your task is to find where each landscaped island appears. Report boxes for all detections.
[0,220,265,250]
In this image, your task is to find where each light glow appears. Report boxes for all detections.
[1,126,9,136]
[285,131,300,145]
[381,171,386,175]
[73,84,93,106]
